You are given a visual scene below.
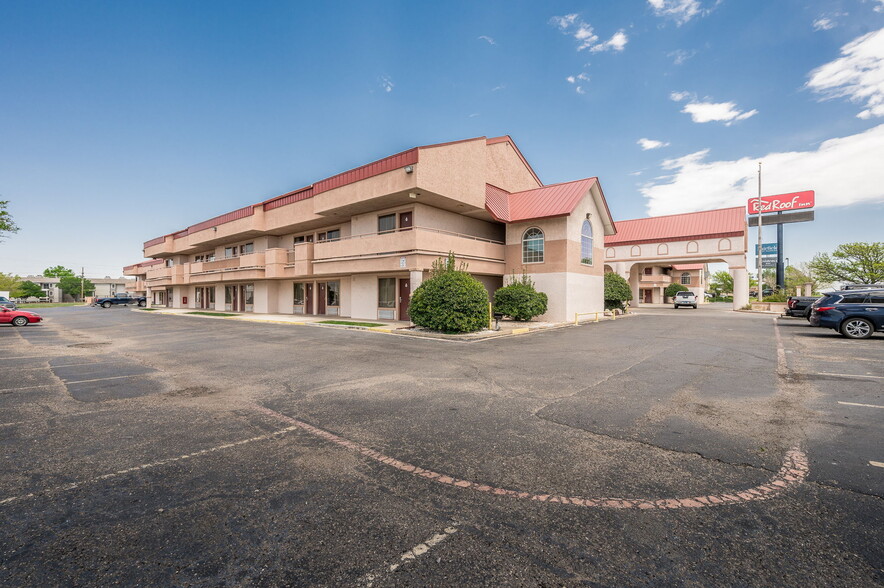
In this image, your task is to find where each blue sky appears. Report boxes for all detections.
[1,0,883,278]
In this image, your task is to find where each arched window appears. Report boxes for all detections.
[580,220,593,265]
[522,228,544,263]
[681,272,691,285]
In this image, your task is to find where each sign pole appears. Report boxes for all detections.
[756,162,763,302]
[776,213,784,292]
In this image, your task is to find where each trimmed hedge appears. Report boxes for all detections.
[664,283,689,298]
[494,275,548,321]
[409,266,489,333]
[604,272,632,311]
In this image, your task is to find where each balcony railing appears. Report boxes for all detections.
[312,226,505,262]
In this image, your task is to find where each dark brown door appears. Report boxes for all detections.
[399,211,413,230]
[644,289,652,304]
[398,279,411,321]
[318,283,326,314]
[305,283,313,315]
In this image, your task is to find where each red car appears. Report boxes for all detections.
[0,307,42,327]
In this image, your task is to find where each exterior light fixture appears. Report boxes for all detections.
[585,213,592,220]
[213,226,218,232]
[404,165,414,173]
[409,192,418,199]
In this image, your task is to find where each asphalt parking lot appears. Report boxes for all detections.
[1,304,881,586]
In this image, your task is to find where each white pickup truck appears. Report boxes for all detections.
[673,291,698,309]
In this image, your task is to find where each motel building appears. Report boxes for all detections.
[124,136,618,323]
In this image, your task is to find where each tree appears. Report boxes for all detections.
[0,201,19,241]
[709,270,734,295]
[785,263,823,295]
[809,242,884,285]
[58,275,94,301]
[603,272,632,311]
[664,283,688,298]
[43,266,76,278]
[12,280,43,299]
[0,272,21,292]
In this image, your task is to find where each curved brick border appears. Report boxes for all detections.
[254,405,809,510]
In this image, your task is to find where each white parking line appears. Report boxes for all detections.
[62,374,150,385]
[870,461,884,468]
[838,401,884,409]
[820,372,883,380]
[357,524,459,587]
[0,425,300,506]
[0,384,59,394]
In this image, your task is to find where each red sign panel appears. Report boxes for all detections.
[747,190,815,214]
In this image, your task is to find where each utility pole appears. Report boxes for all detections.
[80,267,84,302]
[757,162,763,302]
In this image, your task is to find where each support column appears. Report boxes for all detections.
[732,267,749,310]
[145,287,153,308]
[409,270,424,293]
[628,264,641,308]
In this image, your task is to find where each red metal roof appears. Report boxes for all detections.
[605,207,746,246]
[485,178,598,223]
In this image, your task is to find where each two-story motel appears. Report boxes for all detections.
[124,136,617,323]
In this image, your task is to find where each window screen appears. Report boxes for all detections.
[378,214,396,234]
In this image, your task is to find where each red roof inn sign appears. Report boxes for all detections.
[747,190,815,214]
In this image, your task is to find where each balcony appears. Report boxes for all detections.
[285,242,314,276]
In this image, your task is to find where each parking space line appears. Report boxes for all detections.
[357,524,459,587]
[253,404,810,510]
[61,374,151,385]
[819,372,883,380]
[870,461,884,468]
[838,401,884,409]
[0,408,119,428]
[0,425,300,507]
[0,384,59,394]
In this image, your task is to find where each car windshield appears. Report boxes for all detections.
[676,292,692,297]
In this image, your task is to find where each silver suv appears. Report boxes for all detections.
[0,296,17,310]
[673,291,698,309]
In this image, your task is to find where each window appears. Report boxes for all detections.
[644,267,653,275]
[225,246,237,258]
[293,283,305,305]
[840,294,867,303]
[243,283,254,312]
[326,229,341,241]
[194,255,204,263]
[580,220,593,265]
[378,278,396,308]
[378,214,397,234]
[522,228,544,263]
[869,293,884,304]
[681,272,691,285]
[165,259,174,267]
[327,281,340,306]
[240,243,254,255]
[294,235,313,245]
[206,252,215,261]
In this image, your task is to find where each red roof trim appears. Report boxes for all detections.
[314,148,418,194]
[144,236,165,247]
[263,186,314,211]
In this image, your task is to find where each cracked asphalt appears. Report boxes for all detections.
[0,304,881,586]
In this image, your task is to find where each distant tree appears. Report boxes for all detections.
[709,270,734,295]
[0,200,19,241]
[603,272,632,311]
[43,266,76,278]
[809,242,884,285]
[58,275,94,301]
[664,283,688,298]
[12,280,43,298]
[785,263,824,295]
[0,272,21,292]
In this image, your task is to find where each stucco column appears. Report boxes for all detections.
[145,287,153,308]
[409,270,423,293]
[731,267,749,310]
[628,264,641,308]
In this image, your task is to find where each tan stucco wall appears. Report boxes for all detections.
[484,141,542,193]
[417,139,486,209]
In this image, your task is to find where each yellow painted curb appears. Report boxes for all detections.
[511,327,530,335]
[368,327,393,333]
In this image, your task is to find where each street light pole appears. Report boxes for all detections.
[757,162,763,302]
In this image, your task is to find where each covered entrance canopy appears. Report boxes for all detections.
[603,207,749,310]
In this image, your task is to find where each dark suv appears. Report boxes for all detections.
[809,289,884,339]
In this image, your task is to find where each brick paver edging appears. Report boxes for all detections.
[254,405,809,510]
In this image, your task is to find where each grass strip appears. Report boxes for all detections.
[185,311,236,317]
[317,320,385,327]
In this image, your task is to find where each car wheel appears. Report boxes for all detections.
[840,318,874,339]
[138,300,146,307]
[102,301,112,308]
[673,305,678,309]
[11,316,28,327]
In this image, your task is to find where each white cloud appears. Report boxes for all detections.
[640,124,884,216]
[379,75,394,93]
[874,1,884,13]
[638,138,670,150]
[806,27,884,119]
[478,35,496,45]
[566,73,590,93]
[681,101,758,124]
[590,30,629,53]
[670,90,692,101]
[576,86,587,95]
[491,84,505,92]
[647,0,704,26]
[468,113,480,118]
[813,18,836,31]
[630,170,644,176]
[566,75,576,83]
[668,49,697,64]
[551,14,626,53]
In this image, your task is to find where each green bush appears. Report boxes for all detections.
[664,283,689,298]
[494,273,548,321]
[604,272,632,311]
[409,254,489,333]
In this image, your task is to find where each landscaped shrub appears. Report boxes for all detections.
[664,283,689,298]
[493,272,548,321]
[604,272,633,311]
[409,253,490,333]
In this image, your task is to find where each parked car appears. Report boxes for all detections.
[809,289,884,339]
[0,296,17,310]
[0,307,42,326]
[785,296,819,318]
[673,291,698,309]
[93,293,147,308]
